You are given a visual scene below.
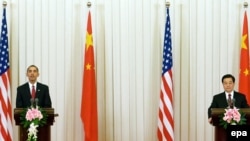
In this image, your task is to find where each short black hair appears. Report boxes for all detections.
[221,74,235,83]
[26,65,39,73]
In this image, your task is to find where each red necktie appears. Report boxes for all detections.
[228,94,232,102]
[32,85,36,99]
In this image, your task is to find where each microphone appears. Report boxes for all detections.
[35,98,39,107]
[232,98,236,108]
[30,98,34,107]
[227,98,235,109]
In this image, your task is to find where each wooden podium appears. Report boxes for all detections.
[14,108,57,141]
[211,108,250,141]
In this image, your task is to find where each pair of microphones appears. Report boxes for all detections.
[30,98,39,108]
[227,98,235,109]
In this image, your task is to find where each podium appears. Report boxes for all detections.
[14,108,57,141]
[211,108,250,141]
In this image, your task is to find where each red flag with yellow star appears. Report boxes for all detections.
[239,11,250,105]
[80,11,98,141]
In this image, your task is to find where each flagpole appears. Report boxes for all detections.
[2,0,7,7]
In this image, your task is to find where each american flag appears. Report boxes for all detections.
[0,7,13,141]
[157,7,174,141]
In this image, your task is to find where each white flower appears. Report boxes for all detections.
[27,122,39,140]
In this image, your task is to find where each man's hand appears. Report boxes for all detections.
[208,118,213,124]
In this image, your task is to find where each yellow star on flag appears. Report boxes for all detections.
[243,68,249,76]
[241,34,248,50]
[86,63,91,70]
[86,32,93,50]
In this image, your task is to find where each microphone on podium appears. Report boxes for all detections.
[35,98,39,107]
[30,98,34,107]
[227,98,235,109]
[30,98,39,108]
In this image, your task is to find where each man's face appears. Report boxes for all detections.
[26,66,39,83]
[222,78,234,93]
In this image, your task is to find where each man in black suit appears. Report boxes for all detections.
[16,65,52,108]
[208,74,249,124]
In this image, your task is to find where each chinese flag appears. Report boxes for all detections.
[80,11,98,141]
[239,11,250,105]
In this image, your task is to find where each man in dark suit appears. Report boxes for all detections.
[16,65,52,108]
[208,74,249,124]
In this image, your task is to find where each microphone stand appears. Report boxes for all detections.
[30,98,39,108]
[228,98,235,109]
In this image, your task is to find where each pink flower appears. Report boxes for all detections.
[25,107,43,121]
[223,107,241,124]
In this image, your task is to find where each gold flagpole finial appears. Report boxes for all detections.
[2,1,7,7]
[87,1,92,8]
[244,2,248,8]
[166,1,170,8]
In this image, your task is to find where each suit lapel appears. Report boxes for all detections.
[25,83,32,99]
[221,92,228,107]
[233,91,238,99]
[36,83,41,98]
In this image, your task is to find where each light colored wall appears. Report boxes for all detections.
[2,0,249,140]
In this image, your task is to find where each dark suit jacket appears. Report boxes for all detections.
[208,91,249,118]
[16,82,52,108]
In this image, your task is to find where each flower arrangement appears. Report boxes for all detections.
[20,106,48,141]
[219,107,246,129]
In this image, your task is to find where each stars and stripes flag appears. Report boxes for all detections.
[239,11,250,105]
[80,11,98,141]
[157,7,174,141]
[0,6,13,141]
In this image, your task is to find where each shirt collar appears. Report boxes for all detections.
[225,91,234,98]
[29,82,37,88]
